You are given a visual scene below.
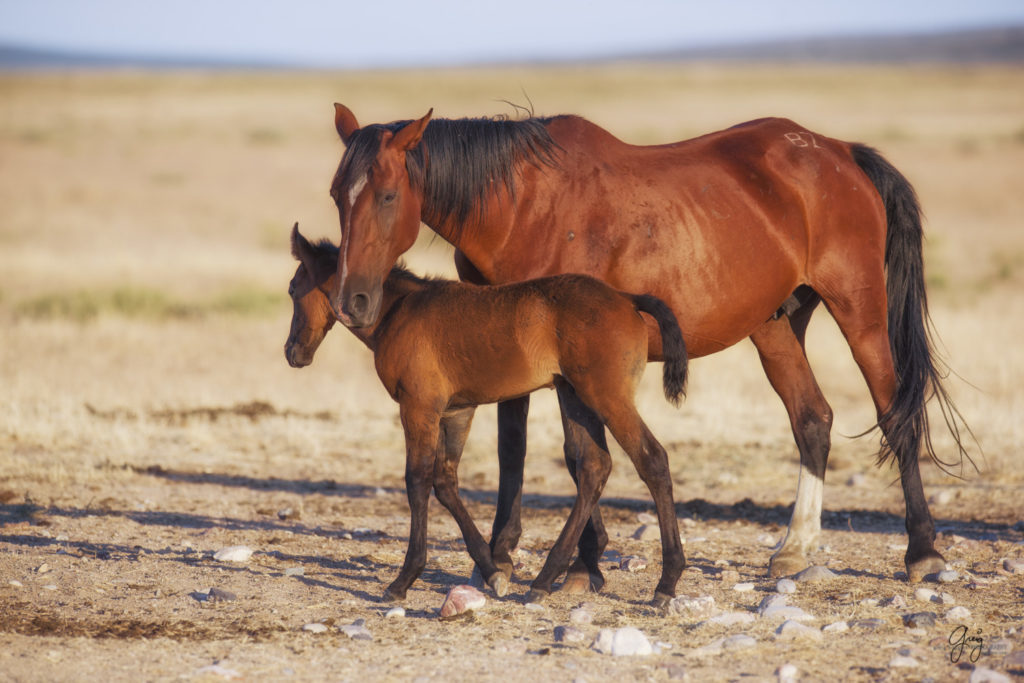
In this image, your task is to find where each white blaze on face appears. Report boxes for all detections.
[339,172,368,291]
[347,173,368,208]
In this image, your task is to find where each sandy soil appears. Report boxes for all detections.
[2,66,1023,681]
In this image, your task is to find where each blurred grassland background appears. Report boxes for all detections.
[1,64,1022,497]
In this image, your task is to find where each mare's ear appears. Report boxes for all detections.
[390,108,432,152]
[334,103,360,145]
[290,223,317,273]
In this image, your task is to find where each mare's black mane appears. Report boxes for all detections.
[332,114,563,239]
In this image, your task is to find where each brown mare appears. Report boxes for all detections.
[285,224,689,604]
[326,105,971,587]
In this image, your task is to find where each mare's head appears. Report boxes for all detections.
[285,223,339,368]
[329,104,432,328]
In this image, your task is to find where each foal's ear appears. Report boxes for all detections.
[391,108,433,152]
[290,222,316,268]
[334,103,359,145]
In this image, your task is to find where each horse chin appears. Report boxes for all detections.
[285,345,314,368]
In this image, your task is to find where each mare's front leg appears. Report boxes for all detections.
[527,382,611,603]
[432,408,509,597]
[385,402,441,601]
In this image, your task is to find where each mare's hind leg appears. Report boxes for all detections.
[432,408,509,597]
[749,296,835,578]
[526,383,612,603]
[821,282,944,581]
[488,397,529,580]
[555,384,610,595]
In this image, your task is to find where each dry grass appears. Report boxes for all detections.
[3,63,1021,486]
[1,63,1023,681]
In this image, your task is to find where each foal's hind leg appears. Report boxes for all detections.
[526,384,612,603]
[600,406,685,607]
[431,408,509,597]
[750,301,835,578]
[555,383,610,595]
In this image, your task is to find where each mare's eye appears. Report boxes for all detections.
[381,191,397,206]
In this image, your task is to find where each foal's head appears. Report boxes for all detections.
[285,223,338,368]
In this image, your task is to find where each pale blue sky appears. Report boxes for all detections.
[1,0,1023,67]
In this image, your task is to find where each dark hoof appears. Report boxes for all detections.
[768,550,809,578]
[906,550,946,583]
[382,586,406,602]
[524,588,549,604]
[651,591,673,609]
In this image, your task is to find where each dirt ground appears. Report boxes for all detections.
[1,405,1022,682]
[2,66,1023,681]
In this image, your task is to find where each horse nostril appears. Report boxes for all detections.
[350,293,369,317]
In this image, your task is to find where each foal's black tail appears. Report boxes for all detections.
[851,143,974,476]
[632,294,688,407]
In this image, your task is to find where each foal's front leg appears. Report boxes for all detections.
[432,408,509,597]
[385,403,441,601]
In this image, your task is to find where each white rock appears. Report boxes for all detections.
[823,621,849,633]
[620,555,648,572]
[283,567,304,577]
[775,619,822,641]
[524,602,545,612]
[339,618,372,640]
[721,634,757,651]
[793,565,837,582]
[302,622,328,633]
[775,579,797,594]
[708,612,756,627]
[1002,558,1024,575]
[637,512,658,524]
[554,625,586,643]
[569,606,593,625]
[762,605,813,622]
[689,638,724,657]
[213,546,253,563]
[930,489,955,505]
[776,663,798,683]
[758,594,788,615]
[384,607,405,619]
[914,587,938,603]
[439,585,487,618]
[667,595,717,620]
[194,664,241,679]
[969,668,1011,683]
[592,627,653,656]
[937,570,959,583]
[8,580,23,588]
[888,655,919,668]
[733,582,755,592]
[945,606,971,621]
[757,533,777,547]
[881,594,907,608]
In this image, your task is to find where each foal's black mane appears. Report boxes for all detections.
[332,114,563,240]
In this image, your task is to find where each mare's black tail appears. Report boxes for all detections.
[851,143,974,475]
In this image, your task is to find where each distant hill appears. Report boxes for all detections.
[2,25,1023,69]
[639,25,1024,63]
